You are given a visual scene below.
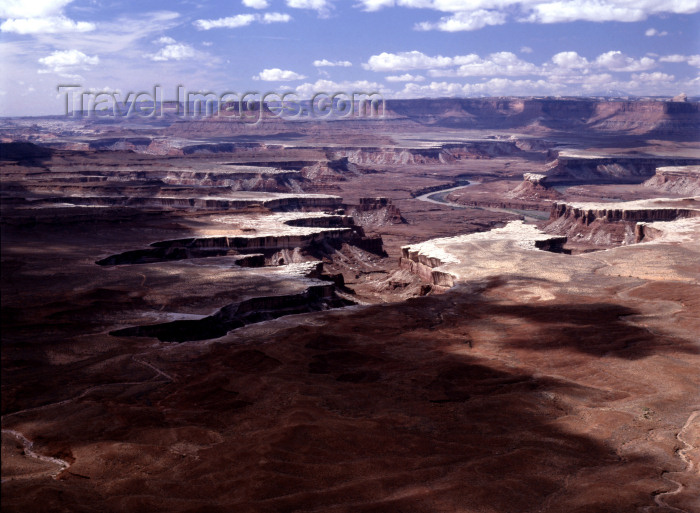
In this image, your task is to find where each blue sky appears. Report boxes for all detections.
[0,0,699,115]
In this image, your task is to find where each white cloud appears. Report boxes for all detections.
[366,51,537,76]
[363,48,679,93]
[262,12,292,22]
[0,0,72,18]
[386,73,425,81]
[660,54,687,63]
[254,68,307,81]
[363,50,454,71]
[354,0,700,28]
[1,16,95,34]
[551,51,589,69]
[313,59,352,67]
[546,50,657,75]
[395,77,559,98]
[285,0,332,16]
[357,0,395,11]
[293,78,391,98]
[525,1,646,23]
[595,51,655,71]
[430,52,538,77]
[631,72,674,82]
[243,0,270,8]
[0,0,96,34]
[147,43,196,61]
[415,10,506,31]
[645,28,668,36]
[520,46,533,54]
[144,37,198,61]
[576,73,615,91]
[194,14,257,29]
[38,49,98,74]
[194,12,291,29]
[660,54,700,67]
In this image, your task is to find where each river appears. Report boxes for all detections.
[414,181,549,222]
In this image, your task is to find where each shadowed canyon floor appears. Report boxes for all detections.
[2,98,699,513]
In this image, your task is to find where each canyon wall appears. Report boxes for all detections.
[546,199,700,245]
[643,166,700,195]
[544,154,700,184]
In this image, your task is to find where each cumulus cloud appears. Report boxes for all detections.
[525,1,646,23]
[660,54,687,63]
[631,72,675,82]
[262,12,292,22]
[194,12,290,30]
[147,43,196,62]
[551,51,589,69]
[243,0,270,8]
[285,0,332,16]
[660,54,700,67]
[415,10,507,31]
[0,0,95,34]
[645,28,668,36]
[363,48,677,93]
[354,0,700,29]
[144,37,198,61]
[363,50,454,71]
[357,0,395,11]
[292,79,391,100]
[313,59,352,67]
[194,14,256,29]
[386,73,425,82]
[430,52,538,77]
[595,51,655,71]
[395,77,559,99]
[38,49,99,74]
[254,68,307,81]
[1,16,94,33]
[364,51,537,77]
[0,0,73,18]
[520,46,533,54]
[545,50,657,75]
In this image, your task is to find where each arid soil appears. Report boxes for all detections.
[1,98,699,513]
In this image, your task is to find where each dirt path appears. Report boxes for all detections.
[649,410,700,512]
[1,429,70,482]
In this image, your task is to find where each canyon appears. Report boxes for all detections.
[1,97,699,513]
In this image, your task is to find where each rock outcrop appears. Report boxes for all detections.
[546,198,700,245]
[97,212,386,266]
[643,166,700,196]
[111,283,353,342]
[543,152,700,184]
[328,140,525,166]
[507,173,561,201]
[400,221,568,289]
[347,197,405,226]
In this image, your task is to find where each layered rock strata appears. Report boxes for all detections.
[97,212,385,266]
[546,198,700,246]
[544,152,700,184]
[643,165,700,196]
[400,221,568,289]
